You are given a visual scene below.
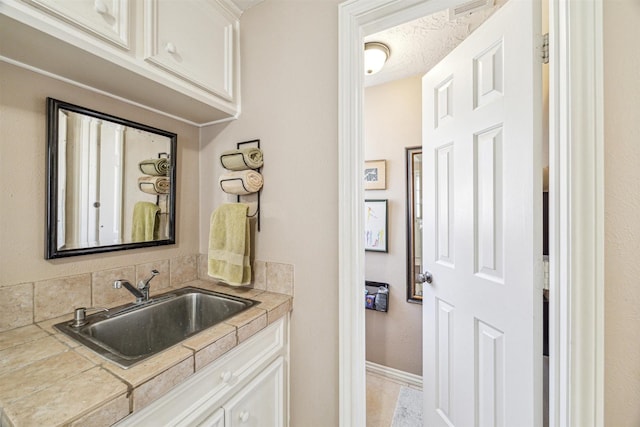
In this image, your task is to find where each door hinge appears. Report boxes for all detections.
[541,33,549,64]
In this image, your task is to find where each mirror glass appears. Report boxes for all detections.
[46,98,177,259]
[406,147,423,303]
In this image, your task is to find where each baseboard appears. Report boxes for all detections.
[365,361,423,390]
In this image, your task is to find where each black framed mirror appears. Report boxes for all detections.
[406,146,423,303]
[46,98,177,259]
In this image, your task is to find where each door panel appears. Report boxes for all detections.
[476,319,505,427]
[473,40,503,109]
[423,0,543,426]
[436,143,455,267]
[436,299,454,423]
[474,125,503,281]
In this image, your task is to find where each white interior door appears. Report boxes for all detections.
[422,1,543,426]
[98,122,125,246]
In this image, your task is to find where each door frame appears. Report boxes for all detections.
[337,0,604,426]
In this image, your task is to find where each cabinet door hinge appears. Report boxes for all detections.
[541,33,549,64]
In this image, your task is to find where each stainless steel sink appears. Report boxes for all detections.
[54,287,258,368]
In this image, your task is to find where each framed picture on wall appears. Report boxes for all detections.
[364,160,386,190]
[364,199,388,252]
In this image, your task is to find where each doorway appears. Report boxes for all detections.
[363,77,424,426]
[364,2,544,424]
[338,0,604,426]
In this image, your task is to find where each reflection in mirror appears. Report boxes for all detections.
[406,147,422,303]
[46,98,177,259]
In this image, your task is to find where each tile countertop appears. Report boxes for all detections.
[0,280,292,427]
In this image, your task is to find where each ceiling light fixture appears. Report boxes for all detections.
[364,42,390,75]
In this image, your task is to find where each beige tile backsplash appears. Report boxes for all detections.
[170,254,198,286]
[197,254,293,296]
[252,260,267,290]
[0,282,33,332]
[0,255,294,334]
[266,262,294,296]
[34,274,91,323]
[92,265,137,308]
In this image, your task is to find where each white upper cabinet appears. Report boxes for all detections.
[23,0,130,49]
[144,0,235,102]
[0,0,245,124]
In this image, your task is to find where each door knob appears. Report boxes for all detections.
[417,271,433,284]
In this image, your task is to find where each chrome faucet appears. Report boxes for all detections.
[114,269,159,303]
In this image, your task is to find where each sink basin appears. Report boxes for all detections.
[54,287,258,368]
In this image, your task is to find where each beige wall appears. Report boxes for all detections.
[364,76,423,376]
[3,0,636,424]
[0,61,200,288]
[199,1,340,425]
[604,0,640,425]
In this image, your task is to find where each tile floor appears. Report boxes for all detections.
[368,362,548,426]
[366,371,421,427]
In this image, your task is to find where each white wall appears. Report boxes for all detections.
[199,1,340,425]
[364,76,423,376]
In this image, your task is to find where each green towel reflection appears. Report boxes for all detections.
[132,202,159,242]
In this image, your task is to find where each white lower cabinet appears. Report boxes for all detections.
[199,408,224,427]
[115,315,288,427]
[222,357,284,427]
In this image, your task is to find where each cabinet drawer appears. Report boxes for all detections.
[198,408,224,427]
[143,0,236,101]
[22,0,130,49]
[202,315,285,397]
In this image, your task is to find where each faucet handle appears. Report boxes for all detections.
[138,269,160,289]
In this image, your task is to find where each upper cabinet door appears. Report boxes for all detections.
[144,0,237,102]
[22,0,130,49]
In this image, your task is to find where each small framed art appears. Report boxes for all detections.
[364,199,388,252]
[364,160,386,190]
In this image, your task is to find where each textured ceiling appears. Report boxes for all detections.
[364,0,506,87]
